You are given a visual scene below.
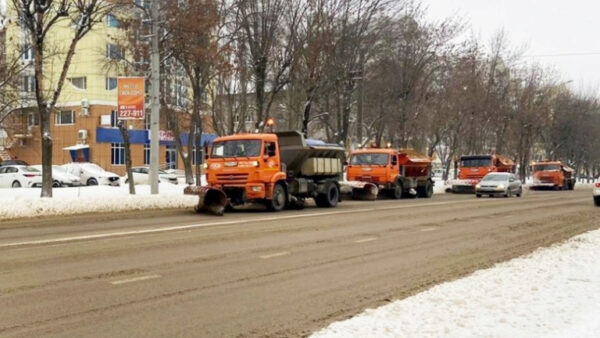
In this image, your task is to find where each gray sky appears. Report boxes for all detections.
[423,0,600,93]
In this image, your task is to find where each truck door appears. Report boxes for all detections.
[263,141,280,178]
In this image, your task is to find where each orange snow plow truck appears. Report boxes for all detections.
[345,147,434,200]
[451,154,515,193]
[185,131,345,215]
[530,161,575,190]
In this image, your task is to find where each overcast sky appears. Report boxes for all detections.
[422,0,600,93]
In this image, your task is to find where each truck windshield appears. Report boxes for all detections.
[461,158,491,167]
[350,153,389,165]
[533,164,559,171]
[211,140,262,158]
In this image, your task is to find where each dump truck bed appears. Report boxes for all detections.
[275,131,345,179]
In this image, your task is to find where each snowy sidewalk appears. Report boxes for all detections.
[0,183,198,221]
[312,228,600,337]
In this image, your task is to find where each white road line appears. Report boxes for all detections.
[259,251,291,259]
[354,237,377,243]
[110,274,161,285]
[420,227,437,232]
[0,199,491,249]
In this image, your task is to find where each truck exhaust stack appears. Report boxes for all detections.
[184,186,228,216]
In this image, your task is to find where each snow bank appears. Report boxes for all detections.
[0,183,198,221]
[312,229,600,337]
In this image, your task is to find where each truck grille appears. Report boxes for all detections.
[215,173,248,184]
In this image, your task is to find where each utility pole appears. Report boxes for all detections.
[149,0,160,194]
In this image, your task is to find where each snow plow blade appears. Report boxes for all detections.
[340,181,379,201]
[184,186,228,216]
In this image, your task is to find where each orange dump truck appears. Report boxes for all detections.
[185,131,345,215]
[345,147,434,199]
[451,154,515,193]
[530,161,575,190]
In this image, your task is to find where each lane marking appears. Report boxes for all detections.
[420,228,437,232]
[0,197,551,249]
[110,274,161,285]
[259,251,291,259]
[354,237,377,243]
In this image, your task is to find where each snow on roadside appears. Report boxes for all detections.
[0,183,198,221]
[312,228,600,337]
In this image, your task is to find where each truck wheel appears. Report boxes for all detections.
[316,182,339,208]
[418,181,434,198]
[391,183,403,200]
[266,183,286,212]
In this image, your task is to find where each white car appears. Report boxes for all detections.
[0,165,42,188]
[124,166,179,185]
[594,180,600,206]
[61,163,121,186]
[31,165,82,187]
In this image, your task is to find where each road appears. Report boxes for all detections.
[0,189,597,337]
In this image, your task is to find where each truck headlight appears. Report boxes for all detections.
[475,184,480,189]
[251,186,262,192]
[203,163,208,169]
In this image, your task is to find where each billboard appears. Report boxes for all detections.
[117,77,145,119]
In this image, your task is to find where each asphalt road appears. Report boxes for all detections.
[0,189,597,337]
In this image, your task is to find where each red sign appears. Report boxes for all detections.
[159,130,175,142]
[117,77,145,119]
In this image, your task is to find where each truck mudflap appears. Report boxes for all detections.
[340,181,379,200]
[184,186,228,216]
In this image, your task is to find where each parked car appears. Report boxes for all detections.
[31,165,82,187]
[0,159,29,167]
[0,165,42,188]
[594,180,600,206]
[475,172,522,198]
[123,166,179,185]
[61,163,121,186]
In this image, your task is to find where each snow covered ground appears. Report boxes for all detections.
[0,182,198,221]
[312,228,600,338]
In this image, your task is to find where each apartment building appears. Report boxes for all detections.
[0,1,215,175]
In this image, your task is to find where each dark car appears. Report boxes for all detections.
[0,159,29,167]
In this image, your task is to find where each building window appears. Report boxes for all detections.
[55,110,75,125]
[111,143,125,165]
[106,14,120,28]
[144,143,150,165]
[106,77,118,91]
[110,110,118,127]
[106,44,123,60]
[68,77,87,90]
[22,45,33,61]
[22,75,35,92]
[28,112,39,126]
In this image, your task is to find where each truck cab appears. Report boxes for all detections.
[206,133,285,207]
[530,161,575,190]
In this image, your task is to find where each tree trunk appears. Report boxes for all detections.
[39,105,53,197]
[119,121,135,195]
